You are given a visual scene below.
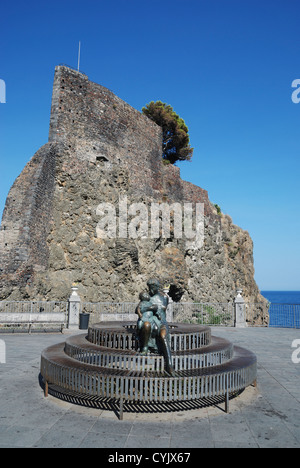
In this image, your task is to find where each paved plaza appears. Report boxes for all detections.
[0,326,299,448]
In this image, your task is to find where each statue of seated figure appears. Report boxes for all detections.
[136,292,160,354]
[136,278,175,376]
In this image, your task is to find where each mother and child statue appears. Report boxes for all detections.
[135,278,175,376]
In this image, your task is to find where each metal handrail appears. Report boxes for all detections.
[0,300,299,328]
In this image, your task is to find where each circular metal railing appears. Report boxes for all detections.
[40,321,257,418]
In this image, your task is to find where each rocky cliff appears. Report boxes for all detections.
[0,66,266,310]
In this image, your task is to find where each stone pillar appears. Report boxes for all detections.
[163,287,173,323]
[68,286,81,329]
[234,289,247,328]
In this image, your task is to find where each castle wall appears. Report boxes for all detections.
[0,143,56,297]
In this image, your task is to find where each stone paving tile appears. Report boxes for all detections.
[130,420,173,438]
[170,419,214,448]
[0,425,46,448]
[47,411,99,434]
[214,440,259,448]
[170,436,214,448]
[125,434,171,448]
[33,427,88,448]
[79,433,128,448]
[90,418,134,436]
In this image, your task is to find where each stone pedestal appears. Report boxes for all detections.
[163,287,174,322]
[68,286,81,330]
[234,289,247,328]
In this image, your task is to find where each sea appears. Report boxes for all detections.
[261,291,300,328]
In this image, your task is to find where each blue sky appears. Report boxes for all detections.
[0,0,299,291]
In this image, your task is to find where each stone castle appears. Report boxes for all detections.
[0,65,265,306]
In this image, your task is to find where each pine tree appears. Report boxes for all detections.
[142,101,193,164]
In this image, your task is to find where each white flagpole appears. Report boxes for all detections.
[77,41,81,72]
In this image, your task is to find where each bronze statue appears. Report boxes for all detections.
[136,279,175,376]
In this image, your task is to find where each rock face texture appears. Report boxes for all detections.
[0,66,265,308]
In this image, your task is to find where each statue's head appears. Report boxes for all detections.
[147,278,160,296]
[139,291,150,302]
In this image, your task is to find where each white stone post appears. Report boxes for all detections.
[234,289,247,328]
[163,287,173,323]
[68,286,81,329]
